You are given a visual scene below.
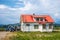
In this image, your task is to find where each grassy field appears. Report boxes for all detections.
[9,31,60,40]
[0,28,6,31]
[54,26,60,30]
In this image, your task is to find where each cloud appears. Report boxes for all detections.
[0,5,8,9]
[0,13,20,24]
[19,2,32,11]
[0,2,38,24]
[54,12,60,17]
[54,13,59,17]
[0,0,60,24]
[39,0,50,8]
[0,4,17,10]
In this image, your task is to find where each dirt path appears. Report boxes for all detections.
[0,31,10,40]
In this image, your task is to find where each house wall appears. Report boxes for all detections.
[21,23,42,32]
[20,22,24,31]
[41,23,53,32]
[21,22,53,32]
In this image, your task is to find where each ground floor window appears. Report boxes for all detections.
[43,24,46,29]
[26,24,30,26]
[34,25,39,29]
[49,24,53,29]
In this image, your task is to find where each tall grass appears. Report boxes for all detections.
[10,31,60,40]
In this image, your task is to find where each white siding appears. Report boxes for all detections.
[21,22,53,32]
[41,23,53,32]
[21,23,42,32]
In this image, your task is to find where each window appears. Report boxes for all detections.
[43,24,46,29]
[35,17,46,22]
[40,18,43,21]
[26,24,30,26]
[34,25,39,29]
[36,18,39,21]
[49,24,53,29]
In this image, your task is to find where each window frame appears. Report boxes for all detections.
[49,24,53,29]
[40,17,43,21]
[43,24,46,29]
[36,18,39,21]
[26,24,30,26]
[34,25,39,29]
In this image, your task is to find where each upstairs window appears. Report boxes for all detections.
[36,18,39,21]
[40,18,43,21]
[35,17,46,22]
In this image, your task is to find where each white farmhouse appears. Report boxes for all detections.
[20,14,54,32]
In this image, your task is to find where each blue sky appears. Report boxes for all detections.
[0,0,60,24]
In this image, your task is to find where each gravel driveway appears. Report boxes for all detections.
[0,31,10,40]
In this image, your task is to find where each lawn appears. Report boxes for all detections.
[9,31,60,40]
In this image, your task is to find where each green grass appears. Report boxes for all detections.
[54,27,60,30]
[10,31,60,40]
[0,28,5,31]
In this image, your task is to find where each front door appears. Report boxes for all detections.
[25,24,30,31]
[46,24,49,31]
[43,24,49,31]
[43,24,46,29]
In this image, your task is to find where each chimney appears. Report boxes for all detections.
[33,13,35,15]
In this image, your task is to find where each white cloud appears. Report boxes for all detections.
[8,8,17,10]
[19,2,32,11]
[0,0,60,24]
[0,2,37,11]
[0,2,38,24]
[0,4,17,11]
[39,0,50,8]
[54,13,59,17]
[0,5,8,9]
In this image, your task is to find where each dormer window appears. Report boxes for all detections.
[40,18,43,21]
[35,17,45,21]
[36,18,39,21]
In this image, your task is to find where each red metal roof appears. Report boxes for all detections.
[21,15,54,23]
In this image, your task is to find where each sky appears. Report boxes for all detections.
[0,0,60,24]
